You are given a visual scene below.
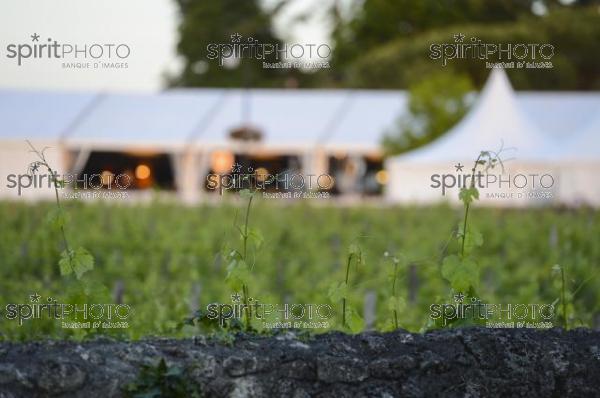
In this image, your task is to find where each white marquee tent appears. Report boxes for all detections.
[0,80,599,204]
[0,88,405,201]
[63,90,225,201]
[557,113,600,205]
[385,68,563,206]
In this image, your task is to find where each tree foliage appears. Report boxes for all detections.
[336,5,600,90]
[382,71,474,156]
[171,1,600,90]
[171,0,289,87]
[331,0,539,69]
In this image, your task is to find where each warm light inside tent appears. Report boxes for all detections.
[375,170,388,185]
[211,151,235,174]
[135,164,151,180]
[101,170,114,186]
[79,151,175,190]
[255,167,269,182]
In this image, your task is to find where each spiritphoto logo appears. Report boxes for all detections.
[431,162,555,200]
[430,33,554,69]
[430,293,555,328]
[2,293,131,329]
[4,32,131,69]
[6,171,131,197]
[206,32,330,69]
[206,163,333,198]
[207,292,333,329]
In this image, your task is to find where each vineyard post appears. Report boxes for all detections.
[363,290,376,330]
[112,280,125,304]
[189,282,202,313]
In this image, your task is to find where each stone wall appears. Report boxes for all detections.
[0,328,599,397]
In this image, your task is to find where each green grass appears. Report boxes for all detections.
[0,199,598,339]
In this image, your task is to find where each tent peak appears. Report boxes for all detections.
[394,68,559,162]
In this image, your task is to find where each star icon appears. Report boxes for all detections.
[453,33,465,43]
[453,292,465,303]
[31,33,40,42]
[231,162,242,173]
[29,292,41,303]
[231,292,241,303]
[230,33,242,43]
[454,163,464,172]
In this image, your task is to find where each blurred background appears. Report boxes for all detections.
[1,0,599,203]
[0,0,599,338]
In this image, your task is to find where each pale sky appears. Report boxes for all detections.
[0,0,332,92]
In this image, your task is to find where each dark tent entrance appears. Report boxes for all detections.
[78,151,176,190]
[204,152,305,193]
[327,154,385,195]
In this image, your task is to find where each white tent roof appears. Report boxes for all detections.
[322,90,407,152]
[516,92,600,142]
[0,84,598,154]
[180,89,354,150]
[561,112,600,160]
[0,89,97,141]
[248,90,352,149]
[394,68,560,163]
[65,90,224,149]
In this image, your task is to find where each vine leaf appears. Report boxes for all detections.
[239,189,254,199]
[441,254,479,292]
[344,307,364,333]
[327,281,348,303]
[225,259,250,291]
[348,243,360,256]
[247,228,264,250]
[59,247,94,279]
[459,186,479,206]
[459,227,484,256]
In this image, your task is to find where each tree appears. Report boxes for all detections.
[382,71,474,156]
[331,1,600,90]
[331,0,538,72]
[345,7,600,90]
[170,0,288,87]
